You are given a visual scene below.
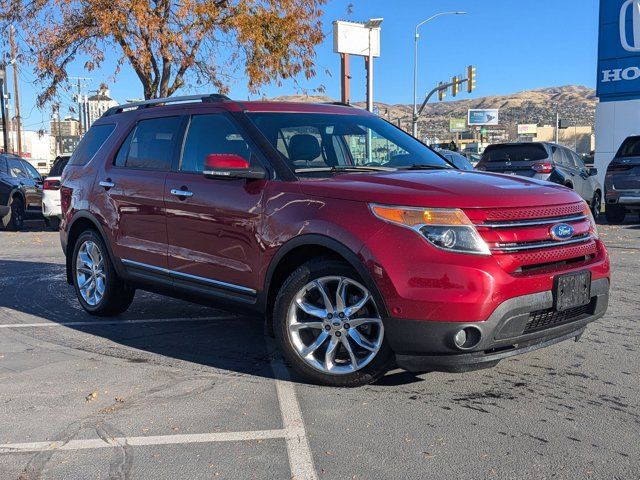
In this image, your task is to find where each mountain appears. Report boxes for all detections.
[269,85,596,140]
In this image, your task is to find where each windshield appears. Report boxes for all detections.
[247,112,452,175]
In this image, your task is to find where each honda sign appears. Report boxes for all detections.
[598,0,640,101]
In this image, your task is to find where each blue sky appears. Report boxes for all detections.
[15,0,600,132]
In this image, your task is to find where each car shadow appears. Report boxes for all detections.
[0,259,418,387]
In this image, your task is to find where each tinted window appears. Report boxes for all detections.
[7,158,28,178]
[445,152,473,170]
[115,117,181,170]
[181,115,252,173]
[0,157,7,174]
[572,152,586,170]
[616,136,640,157]
[49,156,70,177]
[69,124,116,166]
[21,161,42,180]
[482,144,548,163]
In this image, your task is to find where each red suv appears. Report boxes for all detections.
[60,95,610,386]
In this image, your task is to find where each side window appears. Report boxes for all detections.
[69,124,116,166]
[115,116,181,171]
[552,147,566,166]
[0,158,7,174]
[180,114,253,173]
[7,159,28,178]
[572,151,586,170]
[21,161,42,180]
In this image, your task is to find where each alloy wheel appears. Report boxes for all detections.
[76,240,106,306]
[286,276,384,375]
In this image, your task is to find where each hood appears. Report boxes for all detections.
[299,170,580,209]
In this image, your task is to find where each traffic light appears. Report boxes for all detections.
[467,65,476,93]
[451,76,459,97]
[438,82,446,101]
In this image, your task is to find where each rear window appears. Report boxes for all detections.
[482,144,548,162]
[49,156,70,177]
[615,136,640,158]
[69,124,116,166]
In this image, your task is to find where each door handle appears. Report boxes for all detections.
[170,188,193,198]
[99,180,115,189]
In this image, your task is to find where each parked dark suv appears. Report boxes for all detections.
[0,153,44,230]
[604,135,640,224]
[476,142,603,219]
[60,95,610,386]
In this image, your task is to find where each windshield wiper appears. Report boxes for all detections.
[294,165,396,173]
[396,164,451,170]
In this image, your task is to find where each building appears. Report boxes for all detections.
[50,116,80,137]
[87,83,118,126]
[527,125,595,154]
[595,0,640,185]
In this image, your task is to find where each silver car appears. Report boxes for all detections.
[476,142,602,219]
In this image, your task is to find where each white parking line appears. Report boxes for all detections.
[0,315,319,479]
[0,429,287,453]
[271,355,319,480]
[0,316,236,329]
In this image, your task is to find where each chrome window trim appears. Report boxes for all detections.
[121,259,256,295]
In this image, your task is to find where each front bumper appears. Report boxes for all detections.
[385,277,609,372]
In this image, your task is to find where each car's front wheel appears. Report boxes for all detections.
[273,259,393,387]
[591,192,601,221]
[72,230,135,316]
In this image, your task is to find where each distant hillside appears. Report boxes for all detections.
[269,85,596,139]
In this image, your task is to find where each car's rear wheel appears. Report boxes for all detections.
[3,196,25,231]
[273,259,393,387]
[591,192,601,221]
[605,204,626,224]
[72,230,135,316]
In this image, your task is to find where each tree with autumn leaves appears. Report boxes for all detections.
[0,0,326,104]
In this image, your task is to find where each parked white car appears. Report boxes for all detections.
[42,155,70,229]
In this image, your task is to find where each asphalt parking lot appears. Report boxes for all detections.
[0,220,638,480]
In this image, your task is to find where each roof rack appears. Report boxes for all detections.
[102,93,231,117]
[322,101,353,107]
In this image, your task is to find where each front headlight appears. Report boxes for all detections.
[584,201,599,239]
[370,204,491,255]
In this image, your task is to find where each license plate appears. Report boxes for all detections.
[554,271,591,312]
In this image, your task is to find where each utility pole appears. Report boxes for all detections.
[69,76,91,135]
[9,26,22,156]
[0,66,8,153]
[53,103,62,155]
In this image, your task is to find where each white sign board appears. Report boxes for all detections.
[468,109,499,126]
[333,21,380,57]
[517,123,538,134]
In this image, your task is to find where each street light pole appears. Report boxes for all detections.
[412,11,466,138]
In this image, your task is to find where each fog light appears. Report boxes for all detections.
[453,329,467,348]
[452,327,482,350]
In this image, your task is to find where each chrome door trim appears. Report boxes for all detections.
[121,258,256,295]
[170,189,194,197]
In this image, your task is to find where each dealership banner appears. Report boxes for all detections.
[468,109,499,126]
[449,118,467,132]
[597,0,640,101]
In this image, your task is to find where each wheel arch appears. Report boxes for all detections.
[261,234,389,333]
[65,212,120,285]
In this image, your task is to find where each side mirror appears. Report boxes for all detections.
[588,167,598,176]
[203,154,266,180]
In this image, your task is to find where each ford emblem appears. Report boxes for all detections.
[550,223,574,241]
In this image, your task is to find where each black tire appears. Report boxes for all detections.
[591,192,601,222]
[4,196,25,231]
[71,230,135,316]
[273,258,394,387]
[605,204,626,225]
[44,216,61,231]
